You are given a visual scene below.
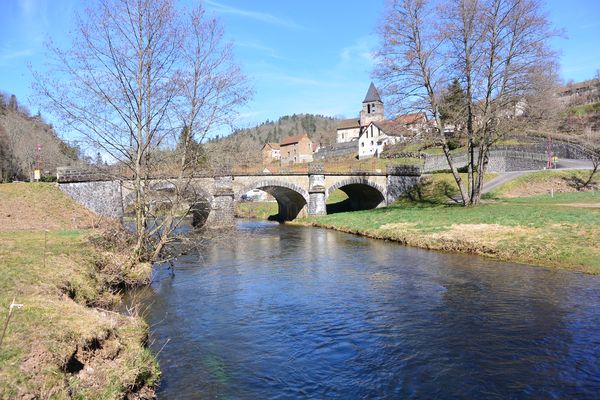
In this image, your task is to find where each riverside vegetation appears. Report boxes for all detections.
[296,170,600,274]
[0,183,159,399]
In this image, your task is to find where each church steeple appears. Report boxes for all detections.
[360,82,384,126]
[363,82,382,103]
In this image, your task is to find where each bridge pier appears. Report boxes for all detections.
[205,174,235,228]
[308,165,326,216]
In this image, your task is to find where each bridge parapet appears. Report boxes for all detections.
[56,166,112,183]
[386,164,422,176]
[308,162,324,174]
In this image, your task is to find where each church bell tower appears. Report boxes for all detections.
[360,82,384,126]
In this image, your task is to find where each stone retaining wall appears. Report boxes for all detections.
[423,150,547,173]
[314,141,357,160]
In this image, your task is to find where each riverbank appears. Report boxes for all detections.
[0,183,158,399]
[297,171,600,274]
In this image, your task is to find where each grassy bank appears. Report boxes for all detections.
[297,172,600,274]
[485,169,599,198]
[0,183,159,399]
[235,201,278,219]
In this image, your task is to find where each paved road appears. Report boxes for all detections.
[481,158,594,194]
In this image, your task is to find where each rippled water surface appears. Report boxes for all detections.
[139,220,600,399]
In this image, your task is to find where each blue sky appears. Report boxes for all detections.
[0,0,599,138]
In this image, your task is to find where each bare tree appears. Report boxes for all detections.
[375,0,470,203]
[375,0,559,205]
[34,0,250,260]
[577,132,600,189]
[148,6,251,261]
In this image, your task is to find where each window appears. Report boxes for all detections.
[372,104,376,112]
[367,104,371,113]
[371,140,374,146]
[361,142,365,147]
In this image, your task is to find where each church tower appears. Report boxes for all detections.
[360,82,384,126]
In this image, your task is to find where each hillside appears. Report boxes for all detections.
[0,93,79,181]
[206,113,339,165]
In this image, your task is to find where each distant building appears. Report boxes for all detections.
[261,143,280,164]
[558,77,600,105]
[336,82,385,143]
[280,134,314,165]
[333,83,428,159]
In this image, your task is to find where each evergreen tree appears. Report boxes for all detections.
[438,79,467,123]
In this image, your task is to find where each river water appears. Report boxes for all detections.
[137,220,600,399]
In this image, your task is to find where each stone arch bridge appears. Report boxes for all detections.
[57,165,421,228]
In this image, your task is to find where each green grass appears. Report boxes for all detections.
[0,184,158,399]
[485,170,599,199]
[568,102,600,116]
[505,190,600,204]
[298,189,600,274]
[326,189,349,204]
[235,201,279,219]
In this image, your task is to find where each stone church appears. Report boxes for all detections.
[335,83,427,159]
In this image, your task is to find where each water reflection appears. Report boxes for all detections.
[137,220,600,399]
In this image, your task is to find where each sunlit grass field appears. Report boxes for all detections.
[298,171,600,274]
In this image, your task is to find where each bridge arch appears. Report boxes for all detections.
[122,181,215,228]
[180,184,214,228]
[325,177,386,214]
[236,179,309,222]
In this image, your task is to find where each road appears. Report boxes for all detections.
[481,158,594,194]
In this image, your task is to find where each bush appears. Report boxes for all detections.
[457,164,478,173]
[40,175,57,182]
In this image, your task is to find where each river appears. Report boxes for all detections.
[135,220,600,399]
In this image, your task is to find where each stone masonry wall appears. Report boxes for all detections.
[59,181,124,219]
[495,142,589,160]
[314,141,357,160]
[423,150,547,173]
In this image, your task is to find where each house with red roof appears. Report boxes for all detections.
[261,143,280,164]
[279,134,314,165]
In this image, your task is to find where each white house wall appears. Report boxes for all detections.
[337,127,361,143]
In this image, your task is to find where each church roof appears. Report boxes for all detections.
[363,82,382,103]
[336,118,361,130]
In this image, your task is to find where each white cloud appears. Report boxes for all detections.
[235,41,285,60]
[0,48,34,65]
[338,36,377,68]
[204,0,303,30]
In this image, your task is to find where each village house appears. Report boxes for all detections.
[261,143,280,164]
[279,134,314,165]
[333,83,428,159]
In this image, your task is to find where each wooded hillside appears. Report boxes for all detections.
[0,92,79,181]
[207,114,339,165]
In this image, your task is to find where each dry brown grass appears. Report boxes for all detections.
[0,183,100,231]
